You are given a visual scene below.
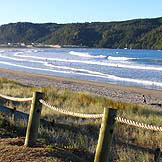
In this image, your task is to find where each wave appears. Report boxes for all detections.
[14,53,46,59]
[0,54,27,61]
[25,50,39,53]
[15,52,24,54]
[46,63,162,87]
[0,61,73,74]
[0,54,105,76]
[13,53,162,71]
[0,54,107,75]
[46,63,103,75]
[0,60,162,87]
[107,56,136,61]
[69,51,107,58]
[0,54,46,64]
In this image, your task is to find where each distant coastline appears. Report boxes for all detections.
[0,17,162,50]
[0,43,87,49]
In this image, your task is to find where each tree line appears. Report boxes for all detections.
[0,17,162,49]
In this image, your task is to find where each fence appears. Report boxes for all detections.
[0,92,44,147]
[0,91,161,162]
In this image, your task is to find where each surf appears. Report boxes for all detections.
[14,53,162,72]
[0,60,162,88]
[69,51,107,58]
[107,56,136,61]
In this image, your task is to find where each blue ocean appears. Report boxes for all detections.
[0,48,162,90]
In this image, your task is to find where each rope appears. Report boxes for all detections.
[0,93,32,102]
[39,99,103,119]
[40,99,162,132]
[116,116,162,132]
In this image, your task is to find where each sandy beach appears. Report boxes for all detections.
[0,68,162,109]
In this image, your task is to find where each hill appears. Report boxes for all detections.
[0,17,162,49]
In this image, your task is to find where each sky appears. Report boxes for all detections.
[0,0,162,25]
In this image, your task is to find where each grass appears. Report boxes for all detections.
[0,77,162,161]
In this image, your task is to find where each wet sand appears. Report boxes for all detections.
[0,68,162,109]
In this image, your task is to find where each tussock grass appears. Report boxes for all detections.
[0,77,161,161]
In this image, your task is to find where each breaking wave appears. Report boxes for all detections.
[13,53,162,72]
[69,51,107,58]
[1,48,162,90]
[0,60,162,87]
[107,56,136,61]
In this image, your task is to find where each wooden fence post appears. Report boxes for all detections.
[154,148,161,162]
[94,108,117,162]
[24,91,44,147]
[12,107,16,123]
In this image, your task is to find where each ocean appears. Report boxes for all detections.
[0,48,162,90]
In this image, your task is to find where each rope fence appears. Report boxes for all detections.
[0,91,161,161]
[1,93,161,132]
[0,93,32,102]
[115,116,162,132]
[40,99,162,132]
[39,99,103,119]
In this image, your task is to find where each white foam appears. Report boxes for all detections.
[107,56,135,61]
[46,63,103,75]
[69,51,106,58]
[14,53,162,71]
[33,50,39,53]
[15,52,24,54]
[14,53,45,59]
[0,61,73,74]
[0,54,46,64]
[0,60,162,88]
[0,54,26,61]
[0,55,104,76]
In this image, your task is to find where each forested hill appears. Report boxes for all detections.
[0,17,162,49]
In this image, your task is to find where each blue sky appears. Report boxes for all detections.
[0,0,162,25]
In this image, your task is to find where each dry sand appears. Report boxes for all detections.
[0,68,162,109]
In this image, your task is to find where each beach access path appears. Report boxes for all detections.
[0,68,162,109]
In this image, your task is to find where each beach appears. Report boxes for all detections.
[0,68,162,109]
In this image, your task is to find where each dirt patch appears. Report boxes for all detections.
[0,137,84,162]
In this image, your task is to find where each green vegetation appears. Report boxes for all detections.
[0,78,162,161]
[0,17,162,49]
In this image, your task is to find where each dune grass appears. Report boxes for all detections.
[0,77,161,161]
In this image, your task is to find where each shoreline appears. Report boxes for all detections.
[0,68,162,108]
